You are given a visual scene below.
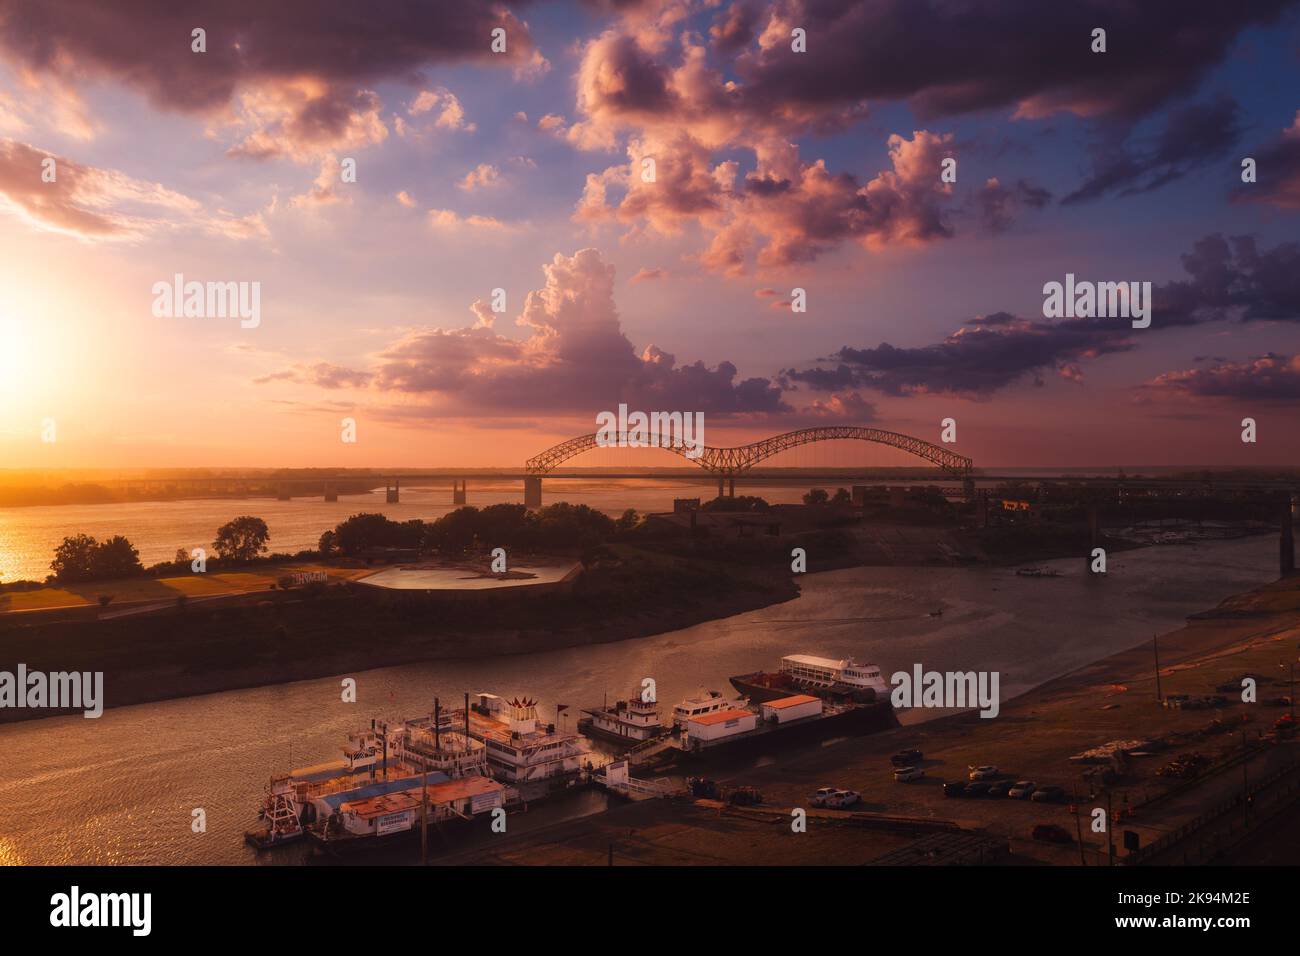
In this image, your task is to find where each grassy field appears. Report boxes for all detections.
[0,563,369,613]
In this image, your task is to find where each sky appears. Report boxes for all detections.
[0,0,1298,470]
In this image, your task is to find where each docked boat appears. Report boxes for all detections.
[250,692,584,853]
[578,693,667,744]
[730,654,890,704]
[670,690,743,729]
[635,692,896,771]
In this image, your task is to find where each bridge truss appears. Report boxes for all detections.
[524,426,973,479]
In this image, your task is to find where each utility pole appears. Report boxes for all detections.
[420,770,429,865]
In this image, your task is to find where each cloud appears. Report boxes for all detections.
[1232,111,1300,210]
[783,311,1136,397]
[426,208,509,230]
[579,129,960,274]
[629,266,667,282]
[409,88,475,132]
[781,232,1300,399]
[1143,353,1300,400]
[0,136,264,240]
[260,247,789,418]
[722,0,1290,126]
[458,163,501,191]
[975,176,1051,233]
[1153,233,1300,326]
[1062,96,1242,204]
[0,1,540,155]
[254,362,372,388]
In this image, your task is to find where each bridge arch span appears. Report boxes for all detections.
[524,426,973,478]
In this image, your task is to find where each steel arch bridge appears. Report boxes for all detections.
[524,426,973,479]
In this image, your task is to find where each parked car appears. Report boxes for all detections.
[942,781,968,797]
[891,749,924,767]
[893,766,925,782]
[986,781,1014,797]
[811,786,837,806]
[967,765,999,780]
[1032,824,1073,844]
[811,787,860,809]
[1030,785,1064,803]
[1008,781,1038,799]
[964,781,992,797]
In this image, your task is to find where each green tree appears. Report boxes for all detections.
[831,487,852,505]
[213,516,270,562]
[615,508,639,532]
[51,534,99,583]
[803,488,829,505]
[318,530,337,556]
[90,535,142,579]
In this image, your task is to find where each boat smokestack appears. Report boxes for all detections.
[434,697,441,751]
[464,692,470,741]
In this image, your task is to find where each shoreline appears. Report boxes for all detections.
[0,563,800,725]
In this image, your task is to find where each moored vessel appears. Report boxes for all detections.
[730,654,889,704]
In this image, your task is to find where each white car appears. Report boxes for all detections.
[811,787,861,809]
[893,766,925,782]
[968,765,999,781]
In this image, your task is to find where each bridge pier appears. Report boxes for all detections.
[976,490,988,529]
[386,479,400,504]
[323,482,338,502]
[276,483,291,501]
[452,479,467,505]
[524,476,542,509]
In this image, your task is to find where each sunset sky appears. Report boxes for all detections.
[0,0,1298,470]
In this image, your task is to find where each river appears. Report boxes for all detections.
[0,533,1275,865]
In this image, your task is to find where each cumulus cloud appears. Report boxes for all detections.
[259,247,789,418]
[458,163,501,191]
[409,88,476,132]
[579,129,960,274]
